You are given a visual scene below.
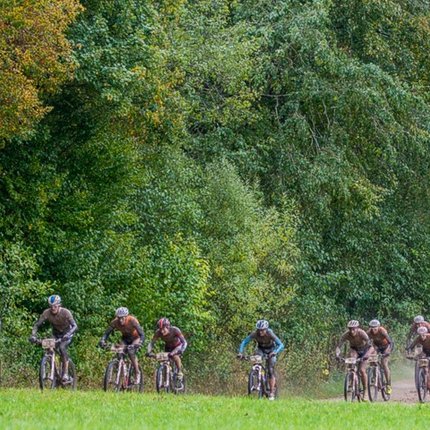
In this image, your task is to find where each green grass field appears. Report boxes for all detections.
[1,390,430,430]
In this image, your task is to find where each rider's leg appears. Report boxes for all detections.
[268,355,277,395]
[172,354,183,373]
[129,338,141,381]
[58,339,71,379]
[360,347,374,400]
[381,354,391,385]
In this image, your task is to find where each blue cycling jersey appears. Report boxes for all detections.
[239,328,284,354]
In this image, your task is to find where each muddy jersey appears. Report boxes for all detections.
[239,329,284,354]
[367,327,391,348]
[108,316,144,342]
[149,326,187,352]
[410,334,430,355]
[32,308,77,337]
[338,329,370,351]
[409,322,430,337]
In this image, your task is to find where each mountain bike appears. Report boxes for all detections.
[342,357,364,402]
[37,338,77,391]
[103,344,143,392]
[367,354,390,402]
[415,356,429,403]
[244,354,276,399]
[150,352,185,394]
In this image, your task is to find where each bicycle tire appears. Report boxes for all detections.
[156,364,170,393]
[248,369,260,397]
[172,372,186,394]
[39,355,56,390]
[367,366,378,402]
[344,372,355,402]
[415,360,420,391]
[103,360,120,392]
[59,359,77,390]
[417,367,427,403]
[380,367,390,401]
[128,365,144,393]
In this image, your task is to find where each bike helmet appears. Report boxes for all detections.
[369,319,380,328]
[347,320,359,328]
[414,315,425,324]
[115,307,129,317]
[48,295,61,306]
[418,326,428,335]
[157,317,171,329]
[256,320,269,330]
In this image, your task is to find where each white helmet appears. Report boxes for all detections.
[347,320,359,328]
[414,315,425,324]
[48,295,61,306]
[256,320,269,330]
[418,326,428,335]
[369,319,380,328]
[115,307,129,318]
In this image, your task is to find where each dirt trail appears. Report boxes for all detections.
[390,377,417,403]
[330,362,420,403]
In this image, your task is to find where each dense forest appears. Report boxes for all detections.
[1,0,430,389]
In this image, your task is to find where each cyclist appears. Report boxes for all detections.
[147,318,187,382]
[406,315,430,349]
[335,320,374,401]
[237,320,284,400]
[98,307,145,384]
[29,295,78,383]
[407,326,430,392]
[367,319,394,395]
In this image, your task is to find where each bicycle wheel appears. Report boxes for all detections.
[58,359,77,390]
[248,369,260,397]
[367,366,378,402]
[39,355,56,390]
[128,365,144,393]
[172,371,186,394]
[415,360,420,390]
[417,368,427,403]
[344,372,355,402]
[380,367,390,401]
[104,360,120,392]
[156,364,170,393]
[357,373,364,402]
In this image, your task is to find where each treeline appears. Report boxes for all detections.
[1,0,430,389]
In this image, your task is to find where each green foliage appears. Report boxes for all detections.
[2,0,430,390]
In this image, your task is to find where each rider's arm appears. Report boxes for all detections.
[239,333,254,354]
[177,329,187,353]
[133,320,145,344]
[100,326,114,343]
[147,333,159,354]
[171,328,187,355]
[406,324,416,348]
[269,330,284,354]
[408,336,419,351]
[31,312,48,336]
[335,332,348,355]
[63,316,78,339]
[381,328,394,350]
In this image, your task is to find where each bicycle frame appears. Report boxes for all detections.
[246,355,270,397]
[343,356,363,402]
[41,339,58,382]
[111,346,130,390]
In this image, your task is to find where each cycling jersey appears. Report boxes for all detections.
[410,334,430,355]
[147,326,187,354]
[31,308,78,338]
[239,329,284,354]
[101,315,145,344]
[367,327,392,349]
[337,329,370,352]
